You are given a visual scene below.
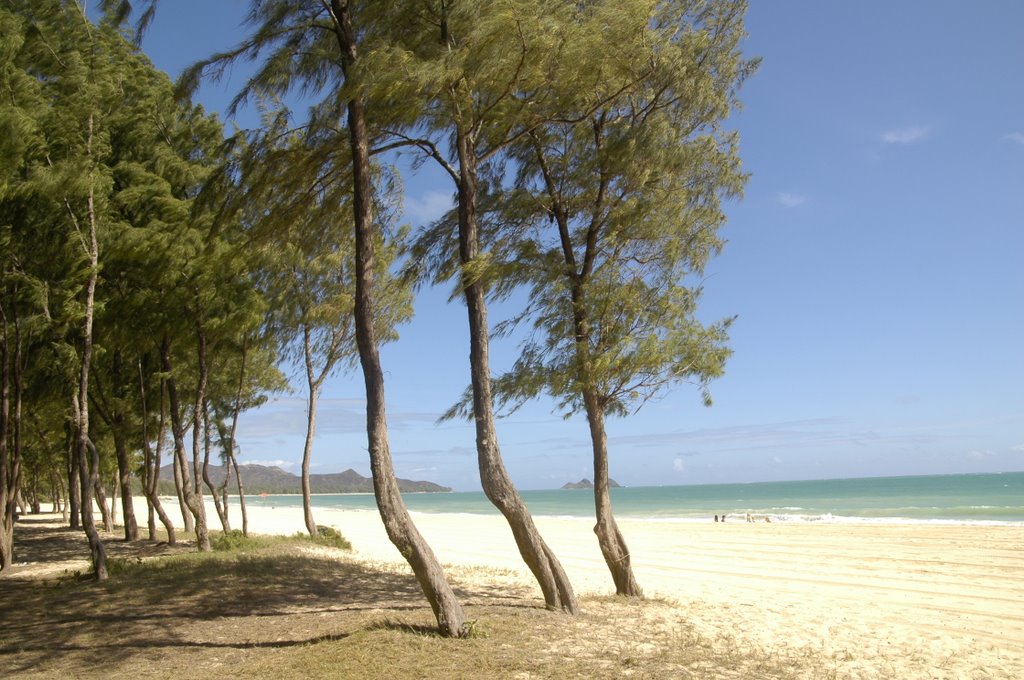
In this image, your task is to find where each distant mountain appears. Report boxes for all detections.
[561,478,621,490]
[151,463,451,495]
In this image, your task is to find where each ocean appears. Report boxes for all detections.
[244,471,1024,525]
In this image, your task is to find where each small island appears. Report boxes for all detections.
[561,478,622,490]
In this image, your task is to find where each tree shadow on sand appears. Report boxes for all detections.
[0,519,541,677]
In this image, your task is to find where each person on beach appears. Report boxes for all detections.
[714,515,719,522]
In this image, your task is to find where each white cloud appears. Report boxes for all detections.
[1010,443,1024,452]
[244,459,296,469]
[881,125,930,144]
[1004,132,1024,145]
[967,449,997,460]
[403,190,454,225]
[673,457,685,472]
[777,192,807,208]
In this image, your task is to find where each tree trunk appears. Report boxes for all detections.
[74,115,107,579]
[231,453,248,537]
[91,447,113,533]
[583,389,641,596]
[110,351,138,541]
[139,356,175,544]
[66,426,80,529]
[538,134,641,597]
[223,337,248,536]
[109,474,118,525]
[161,336,209,551]
[172,447,194,533]
[331,0,466,638]
[301,324,318,537]
[454,125,578,613]
[201,395,230,533]
[0,313,13,572]
[74,393,107,580]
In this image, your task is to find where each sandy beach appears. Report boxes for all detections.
[119,496,1024,679]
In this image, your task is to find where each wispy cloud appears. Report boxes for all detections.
[403,190,453,226]
[881,125,930,144]
[244,459,296,469]
[777,192,807,208]
[1004,132,1024,145]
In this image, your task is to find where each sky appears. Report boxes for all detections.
[123,1,1023,491]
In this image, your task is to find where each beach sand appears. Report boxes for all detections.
[134,497,1023,678]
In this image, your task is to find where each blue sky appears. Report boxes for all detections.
[129,1,1022,490]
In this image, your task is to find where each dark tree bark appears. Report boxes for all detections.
[161,335,209,551]
[301,324,318,537]
[331,0,466,637]
[0,309,13,572]
[138,356,175,544]
[65,425,80,529]
[201,394,230,532]
[453,125,578,613]
[111,352,138,540]
[583,390,641,596]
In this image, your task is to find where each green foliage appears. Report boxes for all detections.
[314,525,353,551]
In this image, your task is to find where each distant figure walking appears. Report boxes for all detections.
[714,515,719,522]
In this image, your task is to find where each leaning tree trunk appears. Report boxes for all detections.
[582,389,641,596]
[139,357,175,544]
[454,126,578,613]
[200,396,230,533]
[230,452,248,537]
[171,449,194,533]
[333,0,465,636]
[301,324,318,537]
[161,337,209,551]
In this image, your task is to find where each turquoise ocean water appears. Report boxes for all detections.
[245,472,1024,525]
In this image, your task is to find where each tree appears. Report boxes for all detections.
[178,0,467,636]
[482,0,756,594]
[391,0,584,614]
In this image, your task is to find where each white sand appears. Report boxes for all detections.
[137,496,1024,678]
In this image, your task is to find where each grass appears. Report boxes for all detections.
[0,520,848,679]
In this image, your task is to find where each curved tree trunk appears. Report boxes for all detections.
[73,135,106,579]
[231,453,248,537]
[172,448,194,533]
[301,324,318,537]
[90,446,113,534]
[583,390,641,596]
[333,0,465,636]
[201,396,230,533]
[139,357,175,545]
[161,336,209,551]
[113,433,138,540]
[454,126,577,614]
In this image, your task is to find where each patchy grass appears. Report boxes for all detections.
[1,519,842,679]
